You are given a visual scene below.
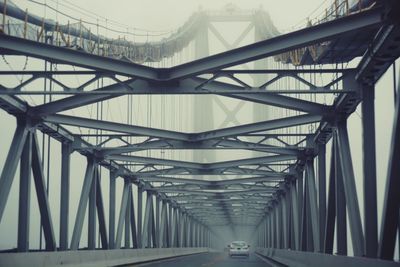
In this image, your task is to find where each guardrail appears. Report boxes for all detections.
[0,247,210,267]
[255,248,399,267]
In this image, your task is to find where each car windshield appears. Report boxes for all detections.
[231,241,247,247]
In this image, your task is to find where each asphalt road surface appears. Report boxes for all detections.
[131,252,272,267]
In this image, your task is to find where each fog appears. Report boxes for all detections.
[0,0,399,258]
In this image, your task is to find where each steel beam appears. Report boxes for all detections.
[155,196,160,248]
[109,155,203,169]
[159,201,167,248]
[130,188,138,248]
[167,8,382,79]
[168,204,172,247]
[335,134,347,255]
[206,154,297,169]
[290,182,300,250]
[317,144,326,249]
[142,192,153,248]
[187,77,330,114]
[282,194,289,249]
[306,160,320,252]
[361,86,378,258]
[0,35,159,80]
[31,78,136,116]
[192,114,322,141]
[99,138,303,156]
[379,70,400,260]
[88,167,97,250]
[42,114,189,141]
[70,158,95,250]
[324,143,336,254]
[31,132,56,251]
[17,132,32,252]
[336,123,365,256]
[115,180,130,249]
[0,124,28,222]
[59,142,71,251]
[137,186,143,248]
[96,171,108,249]
[124,187,131,249]
[109,170,117,249]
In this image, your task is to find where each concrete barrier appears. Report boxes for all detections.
[255,247,400,267]
[0,247,209,267]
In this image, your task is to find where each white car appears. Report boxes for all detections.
[228,241,250,257]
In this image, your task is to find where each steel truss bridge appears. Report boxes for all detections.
[0,0,400,266]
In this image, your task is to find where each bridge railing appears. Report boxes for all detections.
[275,0,377,65]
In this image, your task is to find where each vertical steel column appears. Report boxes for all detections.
[95,171,108,249]
[187,217,192,247]
[137,185,143,248]
[336,122,365,256]
[142,192,152,248]
[160,200,167,247]
[335,134,347,255]
[194,221,198,247]
[192,219,195,247]
[271,214,274,248]
[59,142,71,251]
[266,217,269,247]
[18,132,32,252]
[290,181,300,250]
[171,207,176,247]
[150,197,156,248]
[287,189,293,249]
[88,166,97,250]
[264,218,267,247]
[0,124,28,222]
[115,180,129,249]
[185,214,189,247]
[196,222,200,247]
[155,195,160,248]
[271,206,276,248]
[379,73,400,260]
[168,203,173,247]
[300,171,308,251]
[282,194,289,249]
[129,187,138,248]
[297,172,304,250]
[306,159,321,252]
[197,223,201,247]
[31,133,56,251]
[179,211,184,247]
[109,170,117,249]
[174,207,180,247]
[204,227,206,248]
[305,172,314,252]
[181,212,186,247]
[277,202,282,248]
[198,223,202,247]
[324,143,336,254]
[318,144,327,248]
[265,214,268,247]
[361,85,378,258]
[124,184,131,248]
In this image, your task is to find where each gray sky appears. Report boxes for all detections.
[0,0,399,257]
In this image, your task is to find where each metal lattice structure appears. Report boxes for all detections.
[1,0,400,266]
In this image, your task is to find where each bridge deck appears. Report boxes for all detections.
[130,252,272,267]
